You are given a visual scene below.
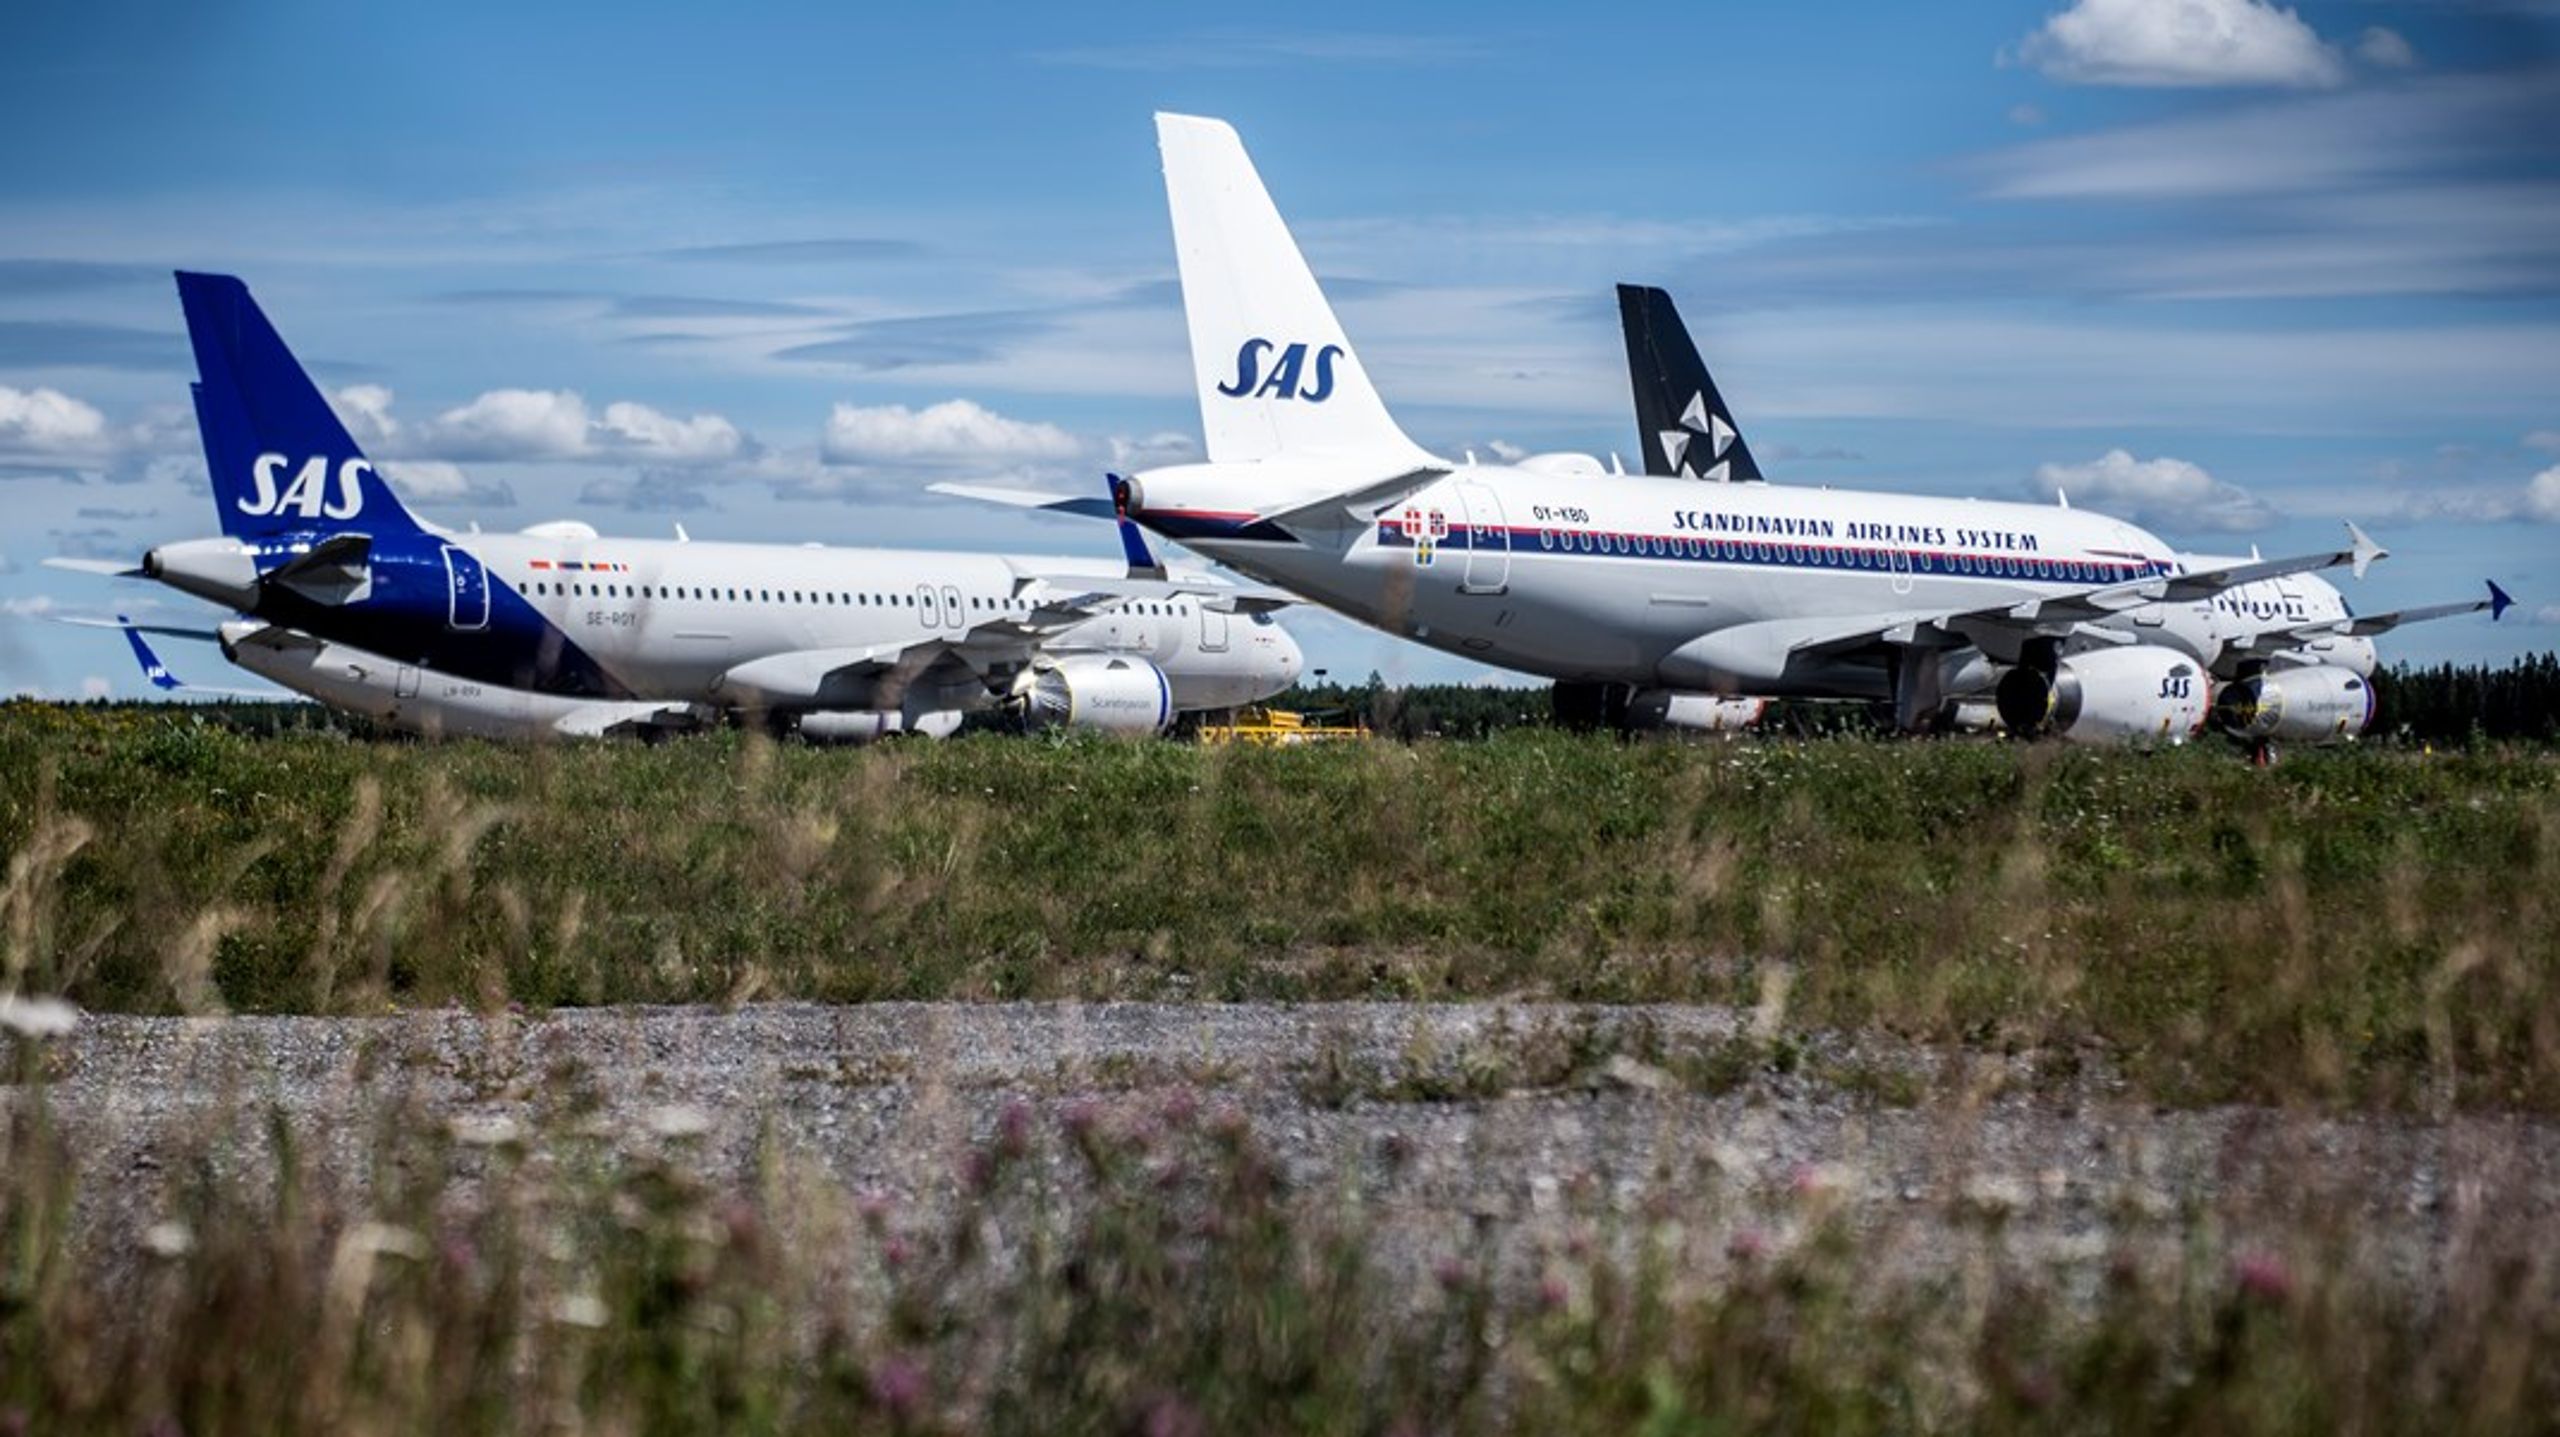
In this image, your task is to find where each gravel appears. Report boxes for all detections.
[20,1002,2560,1289]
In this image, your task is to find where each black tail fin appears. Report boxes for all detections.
[1617,283,1763,483]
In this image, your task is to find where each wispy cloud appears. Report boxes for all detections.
[645,238,924,265]
[1027,30,1497,70]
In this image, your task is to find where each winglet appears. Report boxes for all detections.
[2488,579,2515,621]
[1107,473,1167,580]
[117,617,182,691]
[2346,522,2386,580]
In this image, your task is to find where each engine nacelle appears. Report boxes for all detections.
[795,710,965,744]
[1996,644,2208,745]
[1626,689,1767,733]
[1022,655,1173,736]
[2211,664,2374,744]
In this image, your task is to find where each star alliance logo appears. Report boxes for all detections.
[1658,392,1737,482]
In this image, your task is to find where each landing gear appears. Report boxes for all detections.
[2250,739,2281,768]
[1550,681,1630,733]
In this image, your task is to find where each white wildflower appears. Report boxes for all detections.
[448,1114,522,1147]
[644,1104,712,1139]
[551,1293,609,1328]
[0,993,79,1040]
[141,1221,194,1258]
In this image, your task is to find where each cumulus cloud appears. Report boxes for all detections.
[1106,431,1198,470]
[2015,0,2346,90]
[2027,449,2276,533]
[819,399,1080,466]
[593,401,744,463]
[333,385,401,446]
[380,460,517,509]
[404,389,749,466]
[0,386,110,454]
[427,389,593,461]
[2354,26,2417,70]
[579,468,721,513]
[2530,465,2560,523]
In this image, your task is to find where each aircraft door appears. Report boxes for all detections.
[443,546,490,630]
[1456,480,1510,594]
[1197,603,1230,652]
[915,584,939,628]
[395,665,420,699]
[1888,545,1913,596]
[942,586,964,629]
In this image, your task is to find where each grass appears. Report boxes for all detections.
[2,701,2557,1109]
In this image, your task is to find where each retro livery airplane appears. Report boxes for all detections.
[54,273,1300,740]
[942,113,2408,746]
[1615,283,2512,749]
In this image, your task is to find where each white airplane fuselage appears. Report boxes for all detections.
[1129,460,2201,697]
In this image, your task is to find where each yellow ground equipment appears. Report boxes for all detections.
[1196,706,1369,746]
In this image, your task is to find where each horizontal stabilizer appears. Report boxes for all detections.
[927,482,1117,518]
[1252,465,1450,533]
[43,556,146,578]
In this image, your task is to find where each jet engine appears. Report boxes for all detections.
[2211,664,2374,744]
[1995,644,2209,745]
[795,710,965,744]
[1626,689,1767,733]
[1020,655,1174,736]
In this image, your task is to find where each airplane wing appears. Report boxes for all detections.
[1784,523,2390,660]
[88,614,290,700]
[552,702,710,739]
[2222,580,2512,660]
[1251,466,1451,534]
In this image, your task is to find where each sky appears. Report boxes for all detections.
[3,0,2556,697]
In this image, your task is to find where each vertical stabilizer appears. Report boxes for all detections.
[1155,114,1435,468]
[1617,284,1763,482]
[175,271,425,540]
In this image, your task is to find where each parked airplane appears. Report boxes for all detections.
[1614,283,2512,749]
[109,617,285,700]
[55,273,1301,741]
[941,114,2395,747]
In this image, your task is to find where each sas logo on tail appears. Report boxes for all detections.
[239,454,370,519]
[1216,338,1344,403]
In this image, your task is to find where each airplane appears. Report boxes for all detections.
[939,113,2404,748]
[52,272,1302,742]
[1614,283,2513,750]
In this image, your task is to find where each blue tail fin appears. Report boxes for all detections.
[1107,473,1167,579]
[176,272,424,541]
[118,617,181,691]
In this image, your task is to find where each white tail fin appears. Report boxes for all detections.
[1156,113,1435,468]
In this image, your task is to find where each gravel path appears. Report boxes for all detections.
[21,1002,2560,1289]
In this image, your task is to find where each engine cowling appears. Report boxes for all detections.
[1022,655,1173,736]
[2211,664,2374,744]
[795,710,965,744]
[1626,689,1767,733]
[1996,644,2209,745]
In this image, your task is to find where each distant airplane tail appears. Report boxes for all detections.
[1616,284,1762,483]
[176,271,427,542]
[120,618,180,691]
[1155,113,1436,469]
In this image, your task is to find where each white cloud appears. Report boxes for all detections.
[1106,431,1197,470]
[2007,102,2048,128]
[2015,0,2346,90]
[2533,604,2560,627]
[411,390,748,466]
[2354,27,2417,70]
[820,399,1079,466]
[1,595,58,618]
[380,460,516,509]
[333,385,401,446]
[594,401,744,463]
[0,386,109,454]
[2528,465,2560,523]
[80,675,110,699]
[427,389,593,460]
[2028,449,2276,533]
[2525,431,2560,454]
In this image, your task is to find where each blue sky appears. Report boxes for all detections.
[4,0,2556,696]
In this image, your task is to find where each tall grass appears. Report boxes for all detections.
[3,702,2556,1109]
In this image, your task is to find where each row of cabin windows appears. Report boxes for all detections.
[1530,529,2156,584]
[523,580,1196,618]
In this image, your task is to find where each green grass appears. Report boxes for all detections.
[4,701,2558,1109]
